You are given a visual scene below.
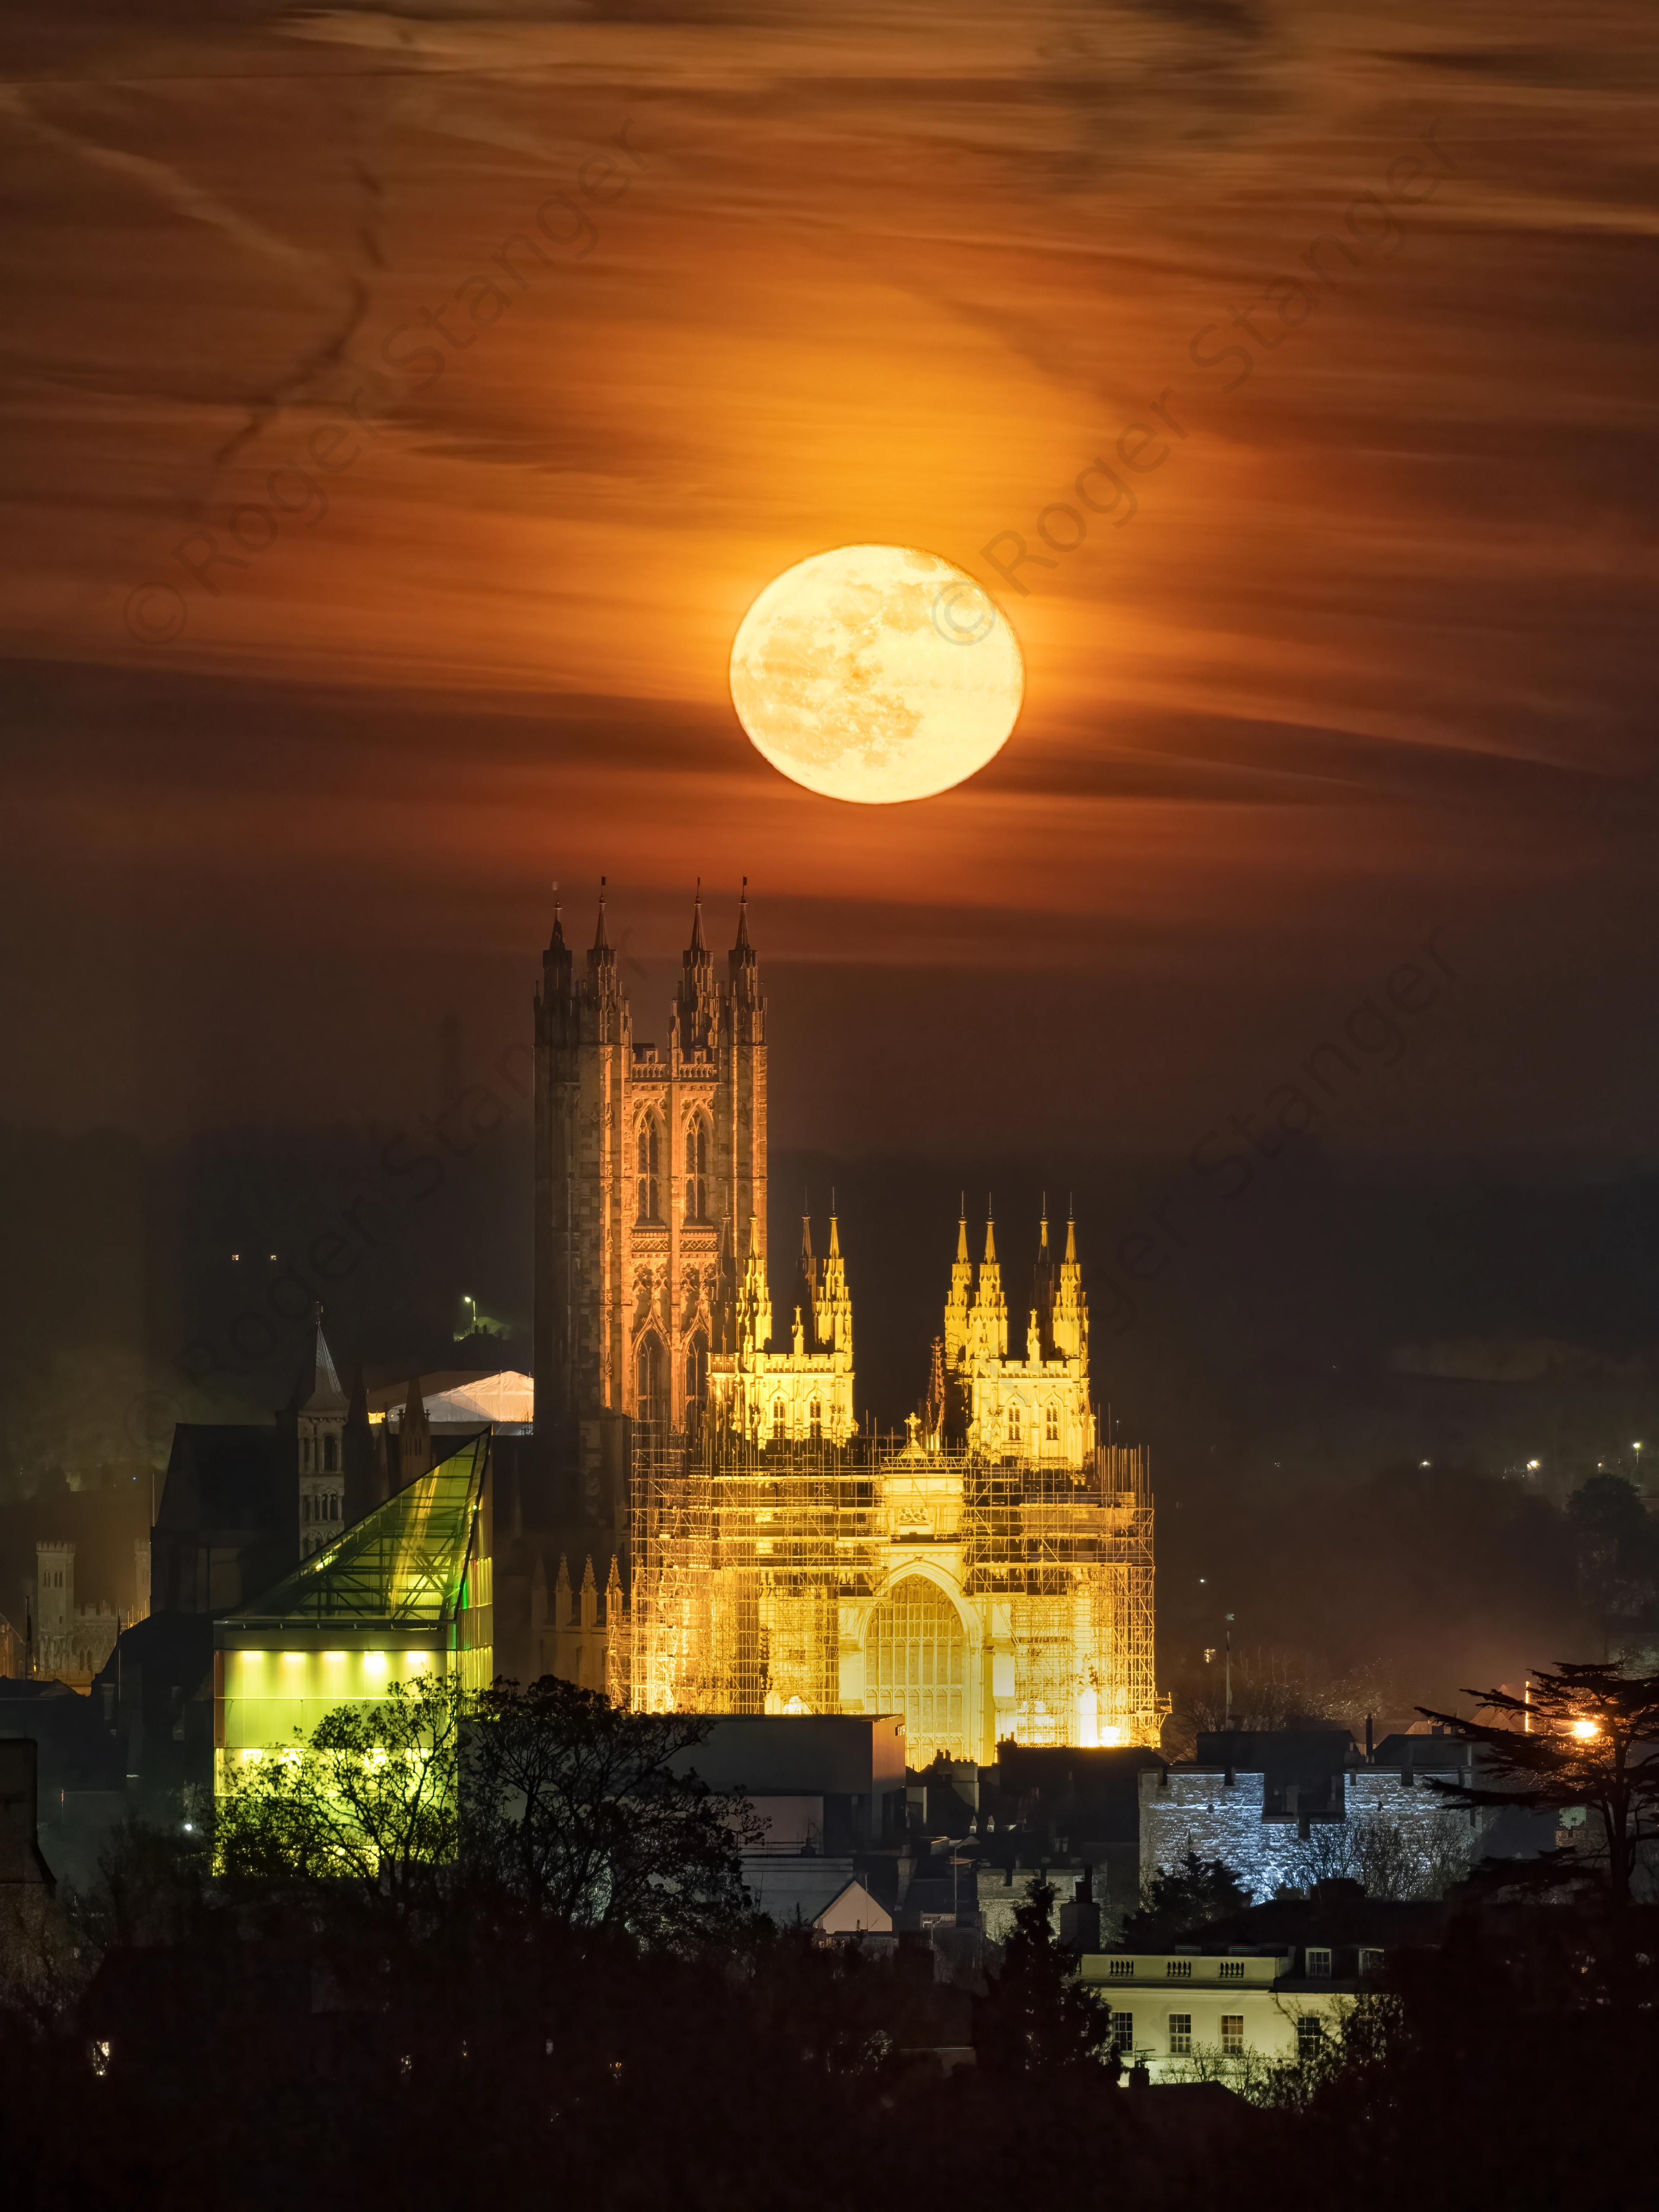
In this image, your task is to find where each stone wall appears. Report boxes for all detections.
[1141,1764,1484,1900]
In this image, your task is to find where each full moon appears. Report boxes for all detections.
[728,544,1024,805]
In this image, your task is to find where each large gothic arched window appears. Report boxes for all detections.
[636,1332,666,1426]
[684,1113,709,1221]
[636,1116,661,1221]
[866,1576,969,1767]
[685,1330,708,1418]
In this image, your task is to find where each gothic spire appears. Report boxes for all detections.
[734,876,752,954]
[593,876,610,952]
[289,1304,346,1414]
[689,879,706,954]
[982,1201,997,1266]
[549,883,566,952]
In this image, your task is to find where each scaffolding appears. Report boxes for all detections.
[626,1424,1161,1757]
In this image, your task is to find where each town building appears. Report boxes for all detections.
[1082,1881,1446,2082]
[33,1541,119,1686]
[211,1429,493,1798]
[1141,1729,1486,1900]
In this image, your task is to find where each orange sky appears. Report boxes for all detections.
[3,0,1657,1154]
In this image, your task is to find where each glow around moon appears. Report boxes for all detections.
[729,545,1024,805]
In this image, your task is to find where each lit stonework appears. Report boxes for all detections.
[534,889,1162,1759]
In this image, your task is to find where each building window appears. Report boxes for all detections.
[636,1118,661,1221]
[636,1334,666,1426]
[1359,1948,1384,1976]
[1296,2017,1324,2063]
[809,1397,823,1441]
[866,1576,967,1769]
[1219,1960,1245,1980]
[684,1116,709,1221]
[324,1435,339,1473]
[771,1398,786,1440]
[1165,1960,1192,1980]
[1107,1958,1133,1980]
[1109,2013,1134,2053]
[685,1332,708,1418]
[1167,2014,1192,2056]
[1006,1403,1021,1442]
[1045,1402,1059,1443]
[1305,1948,1332,1979]
[1220,2015,1244,2056]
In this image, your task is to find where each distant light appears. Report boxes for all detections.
[1420,1460,1430,1468]
[1571,1719,1598,1740]
[230,1252,239,1262]
[182,1822,194,1833]
[1527,1460,1540,1471]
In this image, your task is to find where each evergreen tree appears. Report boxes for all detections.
[974,1879,1113,2072]
[1122,1847,1251,1942]
[1419,1662,1659,1904]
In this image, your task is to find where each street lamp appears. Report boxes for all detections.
[463,1294,477,1335]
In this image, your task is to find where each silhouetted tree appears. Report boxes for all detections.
[216,1670,460,1920]
[1122,1847,1251,1941]
[1419,1662,1659,1904]
[974,1878,1112,2072]
[464,1675,761,1945]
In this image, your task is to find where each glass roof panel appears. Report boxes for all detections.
[219,1431,488,1628]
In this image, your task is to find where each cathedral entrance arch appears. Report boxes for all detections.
[864,1574,971,1766]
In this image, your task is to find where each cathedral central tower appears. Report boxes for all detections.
[533,884,767,1520]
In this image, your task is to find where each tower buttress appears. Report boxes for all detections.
[818,1209,853,1357]
[943,1203,973,1368]
[971,1210,1008,1359]
[1051,1205,1088,1364]
[719,882,767,1294]
[676,881,716,1059]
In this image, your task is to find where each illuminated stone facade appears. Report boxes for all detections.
[536,890,1162,1762]
[533,885,765,1531]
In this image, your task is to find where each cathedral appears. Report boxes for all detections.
[532,886,1160,1763]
